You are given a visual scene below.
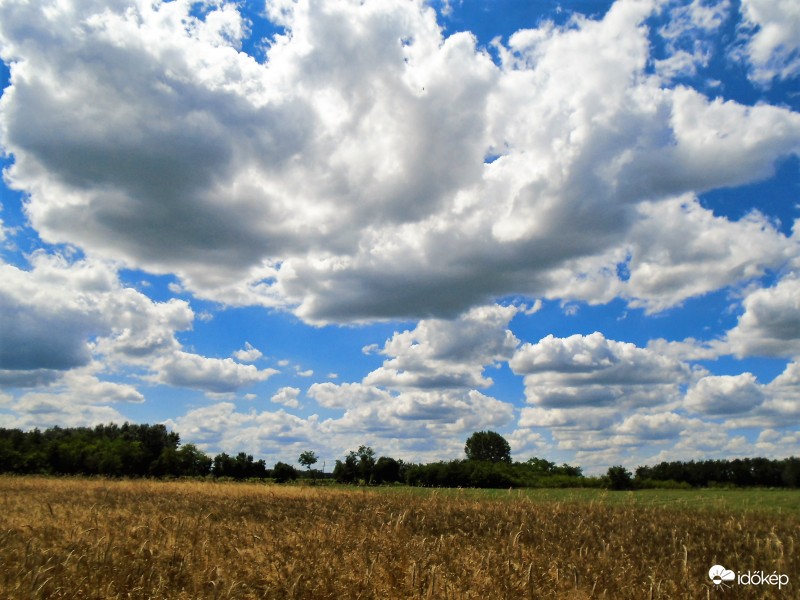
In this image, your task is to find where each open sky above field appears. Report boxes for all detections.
[0,0,798,472]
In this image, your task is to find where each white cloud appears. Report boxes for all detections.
[364,304,519,389]
[232,342,263,363]
[0,253,193,383]
[315,384,515,454]
[654,0,731,81]
[148,351,277,394]
[724,274,800,358]
[615,411,700,440]
[621,197,793,312]
[737,0,800,84]
[0,365,140,429]
[164,402,320,460]
[0,0,798,469]
[685,373,765,415]
[510,332,692,408]
[271,386,300,408]
[0,0,797,323]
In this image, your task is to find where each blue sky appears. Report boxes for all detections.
[0,0,798,472]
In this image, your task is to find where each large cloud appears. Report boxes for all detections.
[510,332,693,408]
[363,304,520,389]
[0,252,191,384]
[0,253,276,399]
[723,273,800,358]
[1,0,798,323]
[294,305,520,457]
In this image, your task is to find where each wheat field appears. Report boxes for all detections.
[0,476,796,599]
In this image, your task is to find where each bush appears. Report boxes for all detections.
[606,466,634,490]
[272,461,298,483]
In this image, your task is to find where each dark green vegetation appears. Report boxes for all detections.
[463,430,512,463]
[1,425,798,490]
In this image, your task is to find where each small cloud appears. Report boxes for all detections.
[562,303,579,316]
[232,341,263,363]
[271,386,301,408]
[522,299,543,316]
[326,372,339,379]
[295,367,314,377]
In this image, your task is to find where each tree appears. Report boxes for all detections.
[373,456,401,484]
[299,450,319,483]
[272,461,298,483]
[464,431,511,463]
[606,465,634,490]
[299,450,318,471]
[356,445,376,483]
[177,444,212,476]
[334,451,359,483]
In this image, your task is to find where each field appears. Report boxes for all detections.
[0,477,797,599]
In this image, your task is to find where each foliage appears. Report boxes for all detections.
[272,461,298,483]
[464,430,512,463]
[0,424,187,477]
[298,450,318,470]
[634,457,800,488]
[606,465,634,490]
[1,426,798,491]
[333,445,377,483]
[211,452,268,480]
[373,456,402,484]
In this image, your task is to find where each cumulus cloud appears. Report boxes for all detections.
[232,342,263,363]
[271,386,300,408]
[0,251,277,425]
[0,253,193,384]
[510,332,692,408]
[303,306,519,455]
[737,0,800,84]
[621,197,792,312]
[653,0,731,81]
[615,411,700,440]
[0,366,141,429]
[1,0,797,323]
[311,384,514,448]
[363,304,520,389]
[724,274,800,358]
[147,351,277,394]
[164,402,320,458]
[686,373,764,416]
[0,0,798,468]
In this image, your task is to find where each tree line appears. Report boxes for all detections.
[0,424,298,481]
[1,425,798,488]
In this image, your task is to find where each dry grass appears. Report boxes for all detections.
[0,476,796,599]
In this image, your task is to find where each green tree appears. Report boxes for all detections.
[298,450,317,471]
[465,431,511,463]
[333,451,359,483]
[177,443,212,476]
[373,456,401,484]
[272,461,298,483]
[606,465,634,490]
[299,450,319,483]
[356,445,376,483]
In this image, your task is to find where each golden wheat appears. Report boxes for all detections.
[0,476,795,599]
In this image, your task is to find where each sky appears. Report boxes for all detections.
[0,0,798,473]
